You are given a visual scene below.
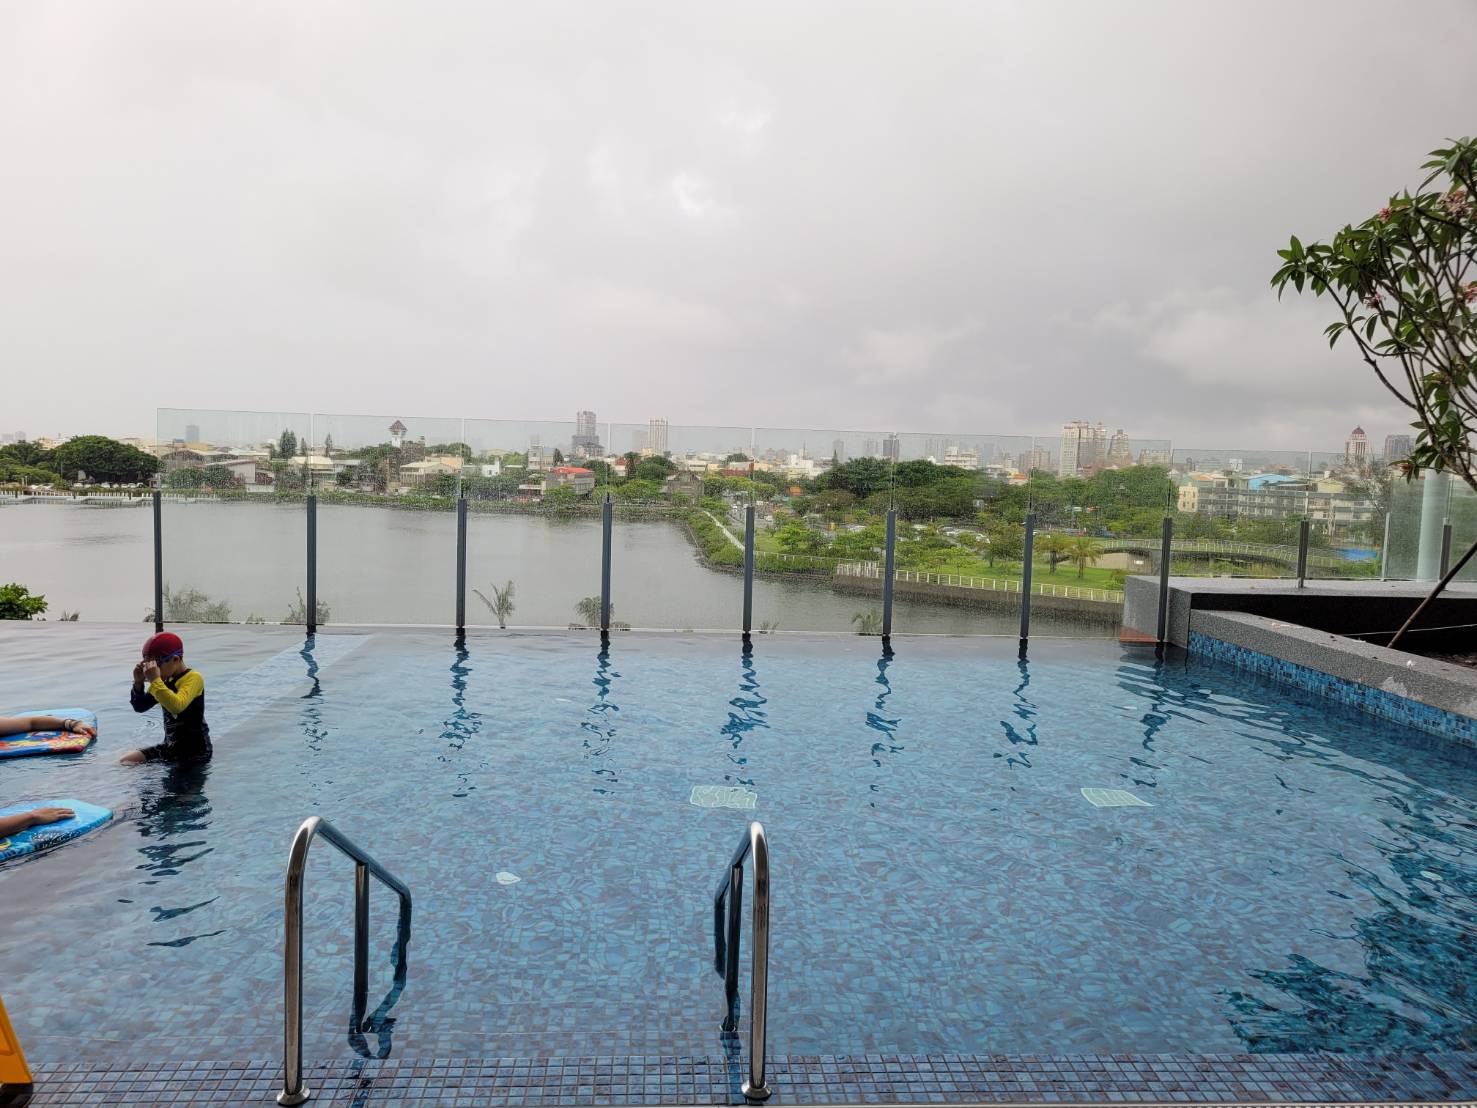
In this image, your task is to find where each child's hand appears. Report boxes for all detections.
[133,660,146,685]
[142,660,161,684]
[27,807,74,827]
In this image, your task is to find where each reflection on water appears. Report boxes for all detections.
[866,649,902,804]
[300,635,329,753]
[995,659,1037,772]
[134,760,224,947]
[582,646,621,795]
[441,643,483,798]
[719,643,767,786]
[348,897,413,1061]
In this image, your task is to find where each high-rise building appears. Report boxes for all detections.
[1344,426,1369,471]
[528,434,543,469]
[1021,445,1052,474]
[185,423,201,444]
[1383,434,1413,465]
[831,438,846,464]
[572,410,602,459]
[881,434,900,462]
[862,438,879,458]
[942,445,981,470]
[1106,429,1132,467]
[1059,420,1104,477]
[648,418,669,455]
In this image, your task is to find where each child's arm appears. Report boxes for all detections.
[148,671,204,716]
[0,715,64,736]
[0,807,74,837]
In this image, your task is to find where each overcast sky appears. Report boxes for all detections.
[3,1,1475,450]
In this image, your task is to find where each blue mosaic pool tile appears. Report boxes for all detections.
[1188,631,1477,747]
[22,1051,1477,1105]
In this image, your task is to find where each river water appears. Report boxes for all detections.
[0,500,1113,636]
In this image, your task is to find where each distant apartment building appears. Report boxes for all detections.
[1058,420,1105,477]
[1137,447,1172,466]
[1344,426,1369,472]
[544,465,596,496]
[881,434,900,462]
[862,438,879,458]
[1383,434,1413,465]
[648,418,669,455]
[572,411,602,459]
[1106,429,1132,467]
[942,445,981,470]
[389,420,407,448]
[1019,445,1052,474]
[1180,472,1374,534]
[832,438,846,464]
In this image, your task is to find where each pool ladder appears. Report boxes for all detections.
[278,816,413,1107]
[274,818,770,1103]
[714,820,772,1101]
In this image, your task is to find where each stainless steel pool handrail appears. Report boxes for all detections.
[278,816,413,1106]
[712,820,771,1102]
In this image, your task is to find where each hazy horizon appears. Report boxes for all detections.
[4,1,1475,448]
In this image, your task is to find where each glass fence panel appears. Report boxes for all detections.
[310,412,467,625]
[152,409,310,624]
[0,492,153,622]
[463,418,593,630]
[1448,480,1477,584]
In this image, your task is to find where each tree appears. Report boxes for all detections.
[814,457,893,499]
[473,580,516,629]
[544,485,579,506]
[1068,536,1105,578]
[51,435,159,484]
[0,441,49,467]
[1272,139,1477,487]
[982,523,1025,567]
[725,453,751,463]
[635,456,677,482]
[283,587,330,626]
[323,434,335,457]
[775,521,824,555]
[1037,532,1072,574]
[144,585,232,623]
[574,596,605,628]
[0,582,47,619]
[277,429,299,460]
[552,448,566,466]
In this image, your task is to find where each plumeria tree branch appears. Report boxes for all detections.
[1272,138,1477,492]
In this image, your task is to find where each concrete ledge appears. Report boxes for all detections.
[1187,609,1477,743]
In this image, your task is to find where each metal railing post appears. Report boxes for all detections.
[152,491,164,633]
[881,508,897,640]
[712,821,770,1102]
[600,493,613,635]
[353,862,370,1017]
[455,496,468,636]
[1295,518,1310,588]
[742,505,756,637]
[306,495,318,635]
[1441,521,1453,579]
[1155,516,1173,652]
[1018,512,1035,658]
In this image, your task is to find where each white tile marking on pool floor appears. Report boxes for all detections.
[130,634,371,742]
[1081,787,1153,808]
[689,785,758,810]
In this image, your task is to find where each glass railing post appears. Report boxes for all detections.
[306,495,318,635]
[742,505,756,638]
[1018,512,1035,658]
[600,493,613,635]
[1156,515,1173,652]
[1441,520,1454,578]
[881,508,896,640]
[152,490,164,633]
[1380,512,1392,581]
[455,496,468,637]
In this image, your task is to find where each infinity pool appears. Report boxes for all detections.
[1,624,1474,1071]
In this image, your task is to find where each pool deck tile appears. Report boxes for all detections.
[17,1051,1477,1106]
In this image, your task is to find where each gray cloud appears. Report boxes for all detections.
[2,0,1474,450]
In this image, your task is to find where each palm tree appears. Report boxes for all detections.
[574,595,606,628]
[1037,533,1071,575]
[472,579,516,629]
[1068,536,1105,579]
[851,610,882,635]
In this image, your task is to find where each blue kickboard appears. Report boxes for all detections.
[0,708,98,759]
[0,800,113,863]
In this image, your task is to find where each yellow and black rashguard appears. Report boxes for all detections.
[130,669,212,763]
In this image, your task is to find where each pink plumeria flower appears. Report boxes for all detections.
[1378,206,1392,223]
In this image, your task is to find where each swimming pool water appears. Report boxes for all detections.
[1,624,1474,1069]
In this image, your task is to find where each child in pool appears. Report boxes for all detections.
[0,714,96,740]
[121,632,212,765]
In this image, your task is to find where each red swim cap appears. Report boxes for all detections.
[142,631,184,659]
